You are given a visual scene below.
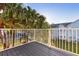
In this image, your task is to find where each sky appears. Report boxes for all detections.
[24,3,79,24]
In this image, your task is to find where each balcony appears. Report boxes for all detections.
[0,28,78,56]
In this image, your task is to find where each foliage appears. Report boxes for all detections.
[0,3,49,29]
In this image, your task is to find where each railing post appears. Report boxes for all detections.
[51,29,54,46]
[8,29,10,48]
[72,29,73,52]
[62,28,63,49]
[34,29,36,41]
[48,29,51,47]
[57,29,58,47]
[68,29,69,51]
[65,28,67,50]
[59,28,60,48]
[76,28,78,54]
[52,29,54,45]
[12,30,15,47]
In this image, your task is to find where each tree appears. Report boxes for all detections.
[35,15,46,28]
[1,3,22,28]
[1,4,49,29]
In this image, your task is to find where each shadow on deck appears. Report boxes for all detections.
[0,42,77,56]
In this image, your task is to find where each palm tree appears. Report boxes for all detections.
[31,9,39,28]
[26,6,33,28]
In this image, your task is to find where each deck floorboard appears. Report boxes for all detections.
[0,42,76,56]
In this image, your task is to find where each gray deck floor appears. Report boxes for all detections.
[0,42,77,56]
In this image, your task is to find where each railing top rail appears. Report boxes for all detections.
[0,28,79,30]
[0,29,50,30]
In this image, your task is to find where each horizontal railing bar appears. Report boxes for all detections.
[0,28,79,30]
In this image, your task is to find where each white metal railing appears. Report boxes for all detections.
[51,28,79,55]
[0,28,79,55]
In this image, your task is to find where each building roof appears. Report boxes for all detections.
[51,22,72,28]
[51,19,79,28]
